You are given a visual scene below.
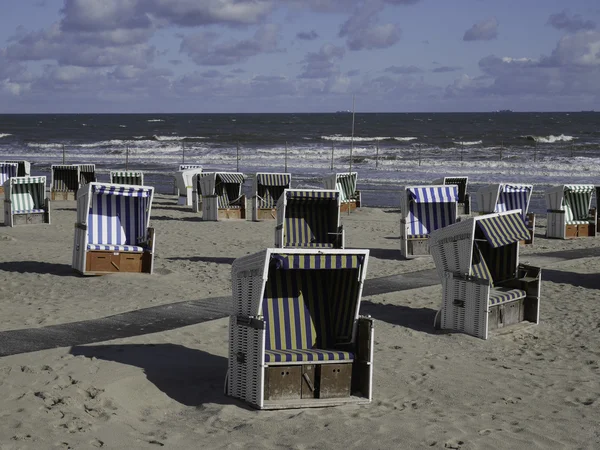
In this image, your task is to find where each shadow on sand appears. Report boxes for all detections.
[167,256,236,265]
[360,301,439,335]
[543,269,600,290]
[0,261,75,276]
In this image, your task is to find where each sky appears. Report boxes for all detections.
[0,0,599,113]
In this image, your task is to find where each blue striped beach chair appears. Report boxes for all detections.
[110,171,144,186]
[198,172,246,220]
[72,182,156,275]
[477,183,535,244]
[275,189,345,249]
[545,185,596,239]
[227,248,373,409]
[51,164,80,200]
[3,176,50,227]
[0,162,18,194]
[434,176,470,215]
[4,160,31,177]
[323,172,361,212]
[430,210,541,339]
[252,172,291,221]
[400,185,459,258]
[175,167,202,206]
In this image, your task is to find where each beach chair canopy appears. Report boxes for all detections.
[51,164,80,191]
[0,162,18,185]
[255,173,291,209]
[110,171,144,186]
[176,167,203,193]
[79,164,96,184]
[405,185,458,237]
[335,172,358,203]
[495,184,532,221]
[82,183,153,252]
[200,172,245,208]
[441,177,468,202]
[6,176,46,213]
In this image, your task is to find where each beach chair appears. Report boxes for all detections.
[3,176,50,227]
[197,172,246,220]
[546,185,596,239]
[173,164,202,196]
[477,183,535,244]
[275,189,345,249]
[0,162,18,194]
[79,164,97,185]
[252,172,291,221]
[72,182,156,275]
[226,248,373,409]
[4,160,31,177]
[400,185,459,258]
[323,172,361,212]
[175,167,203,206]
[51,164,80,200]
[430,210,541,340]
[434,176,470,215]
[179,164,203,171]
[110,171,144,186]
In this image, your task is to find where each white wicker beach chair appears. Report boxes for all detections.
[175,167,203,206]
[4,160,31,177]
[72,182,156,275]
[3,176,50,227]
[79,164,97,185]
[477,183,535,244]
[275,189,345,249]
[51,164,80,200]
[252,172,291,221]
[545,185,596,239]
[430,210,541,340]
[226,248,373,409]
[400,185,459,258]
[323,172,361,212]
[196,172,246,220]
[433,176,470,215]
[110,170,144,186]
[0,162,18,194]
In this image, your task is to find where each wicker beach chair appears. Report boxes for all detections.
[51,164,80,200]
[545,185,596,239]
[4,160,31,177]
[79,164,97,185]
[275,189,345,249]
[175,167,203,206]
[0,162,18,194]
[434,176,470,215]
[430,210,541,340]
[3,176,50,227]
[110,170,144,186]
[477,183,535,244]
[323,172,361,212]
[400,185,459,258]
[179,164,203,171]
[226,248,373,409]
[252,172,291,221]
[72,182,156,275]
[196,172,246,220]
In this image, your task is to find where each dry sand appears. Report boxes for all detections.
[1,195,600,449]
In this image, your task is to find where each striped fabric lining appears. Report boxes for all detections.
[286,190,338,202]
[110,171,144,186]
[271,254,363,270]
[5,160,29,177]
[214,173,244,209]
[406,186,458,236]
[564,186,593,223]
[265,348,353,363]
[9,177,46,213]
[443,177,467,203]
[477,241,518,284]
[329,269,360,342]
[284,204,336,247]
[476,213,530,248]
[471,242,494,285]
[495,185,531,221]
[489,287,526,306]
[87,244,145,252]
[256,174,290,209]
[0,163,18,185]
[336,173,357,203]
[79,164,96,184]
[52,165,80,192]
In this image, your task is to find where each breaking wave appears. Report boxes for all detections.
[0,133,12,139]
[524,134,575,143]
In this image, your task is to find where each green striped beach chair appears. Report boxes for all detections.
[3,176,50,227]
[545,185,596,239]
[434,176,470,215]
[275,189,345,249]
[323,172,361,212]
[226,248,373,409]
[51,164,80,200]
[430,210,541,340]
[110,171,144,186]
[252,172,291,221]
[197,172,246,220]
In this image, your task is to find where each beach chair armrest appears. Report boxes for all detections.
[450,271,492,287]
[75,223,87,231]
[236,315,265,330]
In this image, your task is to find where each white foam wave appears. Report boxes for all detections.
[153,135,206,141]
[0,133,12,139]
[321,135,404,142]
[119,125,127,128]
[394,137,418,142]
[26,142,63,148]
[454,140,483,146]
[526,134,575,143]
[147,119,165,122]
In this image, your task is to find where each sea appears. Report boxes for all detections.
[1,112,599,211]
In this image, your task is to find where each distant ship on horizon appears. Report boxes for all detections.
[494,109,514,113]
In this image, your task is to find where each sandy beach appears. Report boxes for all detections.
[1,195,600,449]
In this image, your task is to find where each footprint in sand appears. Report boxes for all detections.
[444,438,465,449]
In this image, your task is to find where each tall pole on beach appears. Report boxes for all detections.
[349,95,355,176]
[285,141,288,172]
[376,141,379,168]
[331,143,334,170]
[62,144,65,164]
[236,142,240,172]
[182,141,185,164]
[126,145,129,170]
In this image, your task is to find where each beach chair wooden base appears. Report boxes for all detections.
[565,223,595,238]
[84,250,152,275]
[255,208,277,220]
[11,212,48,226]
[217,207,246,220]
[407,238,429,257]
[340,200,359,213]
[0,187,4,195]
[51,191,76,201]
[318,363,352,399]
[264,365,317,400]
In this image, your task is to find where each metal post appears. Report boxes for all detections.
[376,141,379,168]
[236,142,240,172]
[500,140,503,160]
[349,95,355,176]
[418,144,422,166]
[534,141,537,162]
[285,141,288,173]
[182,141,185,164]
[62,144,65,164]
[461,141,464,163]
[125,145,129,170]
[331,143,334,170]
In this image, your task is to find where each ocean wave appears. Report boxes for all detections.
[524,134,575,143]
[153,135,206,141]
[119,125,127,128]
[454,140,483,146]
[321,135,404,142]
[394,137,418,142]
[26,142,63,148]
[0,133,12,139]
[147,119,165,122]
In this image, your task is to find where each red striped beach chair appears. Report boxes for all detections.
[252,172,291,221]
[3,176,50,227]
[51,164,80,200]
[197,172,246,220]
[400,185,459,258]
[275,189,344,249]
[72,182,155,275]
[430,210,541,340]
[546,185,596,239]
[323,172,361,212]
[226,248,373,409]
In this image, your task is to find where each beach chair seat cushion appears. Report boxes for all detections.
[488,287,526,306]
[265,348,354,364]
[285,242,336,248]
[13,209,46,214]
[87,244,145,252]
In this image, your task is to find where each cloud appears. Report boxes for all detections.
[463,17,498,41]
[542,31,600,67]
[298,44,345,79]
[338,2,402,50]
[432,66,461,73]
[384,65,423,74]
[547,11,596,33]
[297,30,319,41]
[180,24,280,66]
